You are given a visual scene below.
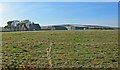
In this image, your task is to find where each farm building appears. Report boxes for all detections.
[41,25,89,30]
[50,24,89,30]
[63,24,89,30]
[41,26,67,30]
[41,26,51,30]
[46,25,68,30]
[29,23,41,30]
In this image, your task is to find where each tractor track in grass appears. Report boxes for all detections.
[47,43,53,68]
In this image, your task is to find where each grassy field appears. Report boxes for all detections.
[2,30,118,68]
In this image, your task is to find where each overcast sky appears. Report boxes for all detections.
[0,2,118,27]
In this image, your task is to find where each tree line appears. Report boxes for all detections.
[4,20,41,31]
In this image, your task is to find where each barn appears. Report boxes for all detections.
[29,24,41,30]
[63,24,89,30]
[48,25,68,30]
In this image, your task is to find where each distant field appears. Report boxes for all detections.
[2,30,118,68]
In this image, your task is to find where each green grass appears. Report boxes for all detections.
[2,30,118,68]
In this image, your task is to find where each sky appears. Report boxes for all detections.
[0,0,119,2]
[0,2,118,27]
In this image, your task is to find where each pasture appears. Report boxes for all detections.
[2,30,118,68]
